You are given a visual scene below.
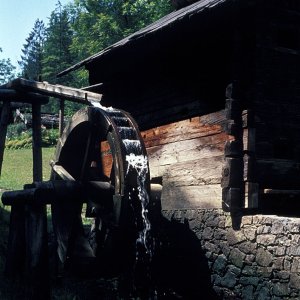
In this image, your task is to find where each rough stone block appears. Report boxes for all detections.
[275,246,286,256]
[240,276,260,286]
[229,248,246,268]
[243,227,256,241]
[204,241,220,254]
[202,227,214,240]
[242,216,253,225]
[241,285,254,300]
[291,257,300,273]
[238,241,257,255]
[290,273,300,289]
[272,257,284,269]
[273,282,290,297]
[226,228,247,245]
[256,248,273,267]
[212,254,227,275]
[257,225,271,234]
[221,270,237,288]
[256,266,273,278]
[219,241,231,257]
[271,221,284,234]
[255,285,271,300]
[244,254,255,265]
[242,265,257,276]
[214,228,227,240]
[257,234,276,246]
[287,245,300,256]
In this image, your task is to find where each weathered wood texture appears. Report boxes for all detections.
[0,101,10,175]
[0,89,49,104]
[32,104,42,182]
[1,78,102,104]
[59,100,65,136]
[27,103,50,299]
[252,4,300,195]
[222,88,244,214]
[5,204,26,278]
[141,110,228,209]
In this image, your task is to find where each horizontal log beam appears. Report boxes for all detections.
[256,159,300,189]
[2,180,114,205]
[1,78,102,104]
[0,89,49,104]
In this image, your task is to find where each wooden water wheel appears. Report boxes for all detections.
[50,106,151,267]
[2,105,151,279]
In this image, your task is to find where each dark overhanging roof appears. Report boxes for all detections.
[58,0,244,78]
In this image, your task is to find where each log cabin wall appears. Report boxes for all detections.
[86,1,255,210]
[142,110,228,209]
[252,1,300,212]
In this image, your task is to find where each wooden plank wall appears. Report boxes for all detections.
[253,5,300,191]
[141,109,229,209]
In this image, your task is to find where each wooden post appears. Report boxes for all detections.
[32,103,42,182]
[0,101,11,175]
[222,82,244,229]
[25,103,50,299]
[4,204,26,278]
[59,99,65,137]
[243,110,258,208]
[25,200,50,299]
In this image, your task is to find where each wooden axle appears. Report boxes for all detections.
[2,180,114,206]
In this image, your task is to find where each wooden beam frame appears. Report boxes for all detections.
[1,78,102,104]
[0,89,49,104]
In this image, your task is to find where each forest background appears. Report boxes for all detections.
[0,0,173,116]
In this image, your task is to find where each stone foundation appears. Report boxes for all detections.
[161,209,300,299]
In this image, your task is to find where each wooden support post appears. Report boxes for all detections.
[4,204,26,278]
[222,82,244,229]
[32,103,42,182]
[59,99,65,137]
[25,103,50,299]
[243,109,258,209]
[0,101,11,175]
[25,202,49,299]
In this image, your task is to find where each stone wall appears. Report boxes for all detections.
[161,209,300,299]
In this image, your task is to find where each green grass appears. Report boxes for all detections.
[0,147,55,191]
[0,147,96,299]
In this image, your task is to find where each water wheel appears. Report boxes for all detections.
[50,106,151,271]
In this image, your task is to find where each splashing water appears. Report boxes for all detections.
[125,153,152,256]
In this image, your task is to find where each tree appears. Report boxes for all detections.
[42,2,75,85]
[42,2,85,114]
[19,19,46,80]
[69,0,173,64]
[0,48,16,84]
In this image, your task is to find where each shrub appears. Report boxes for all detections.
[41,128,59,147]
[5,126,59,149]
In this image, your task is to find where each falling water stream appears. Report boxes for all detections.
[125,152,151,255]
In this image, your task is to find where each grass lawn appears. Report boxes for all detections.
[0,147,55,191]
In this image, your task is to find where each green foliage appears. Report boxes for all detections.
[6,123,28,140]
[0,48,16,84]
[5,136,33,150]
[5,125,59,149]
[19,19,46,80]
[42,3,75,85]
[69,0,173,62]
[41,128,60,147]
